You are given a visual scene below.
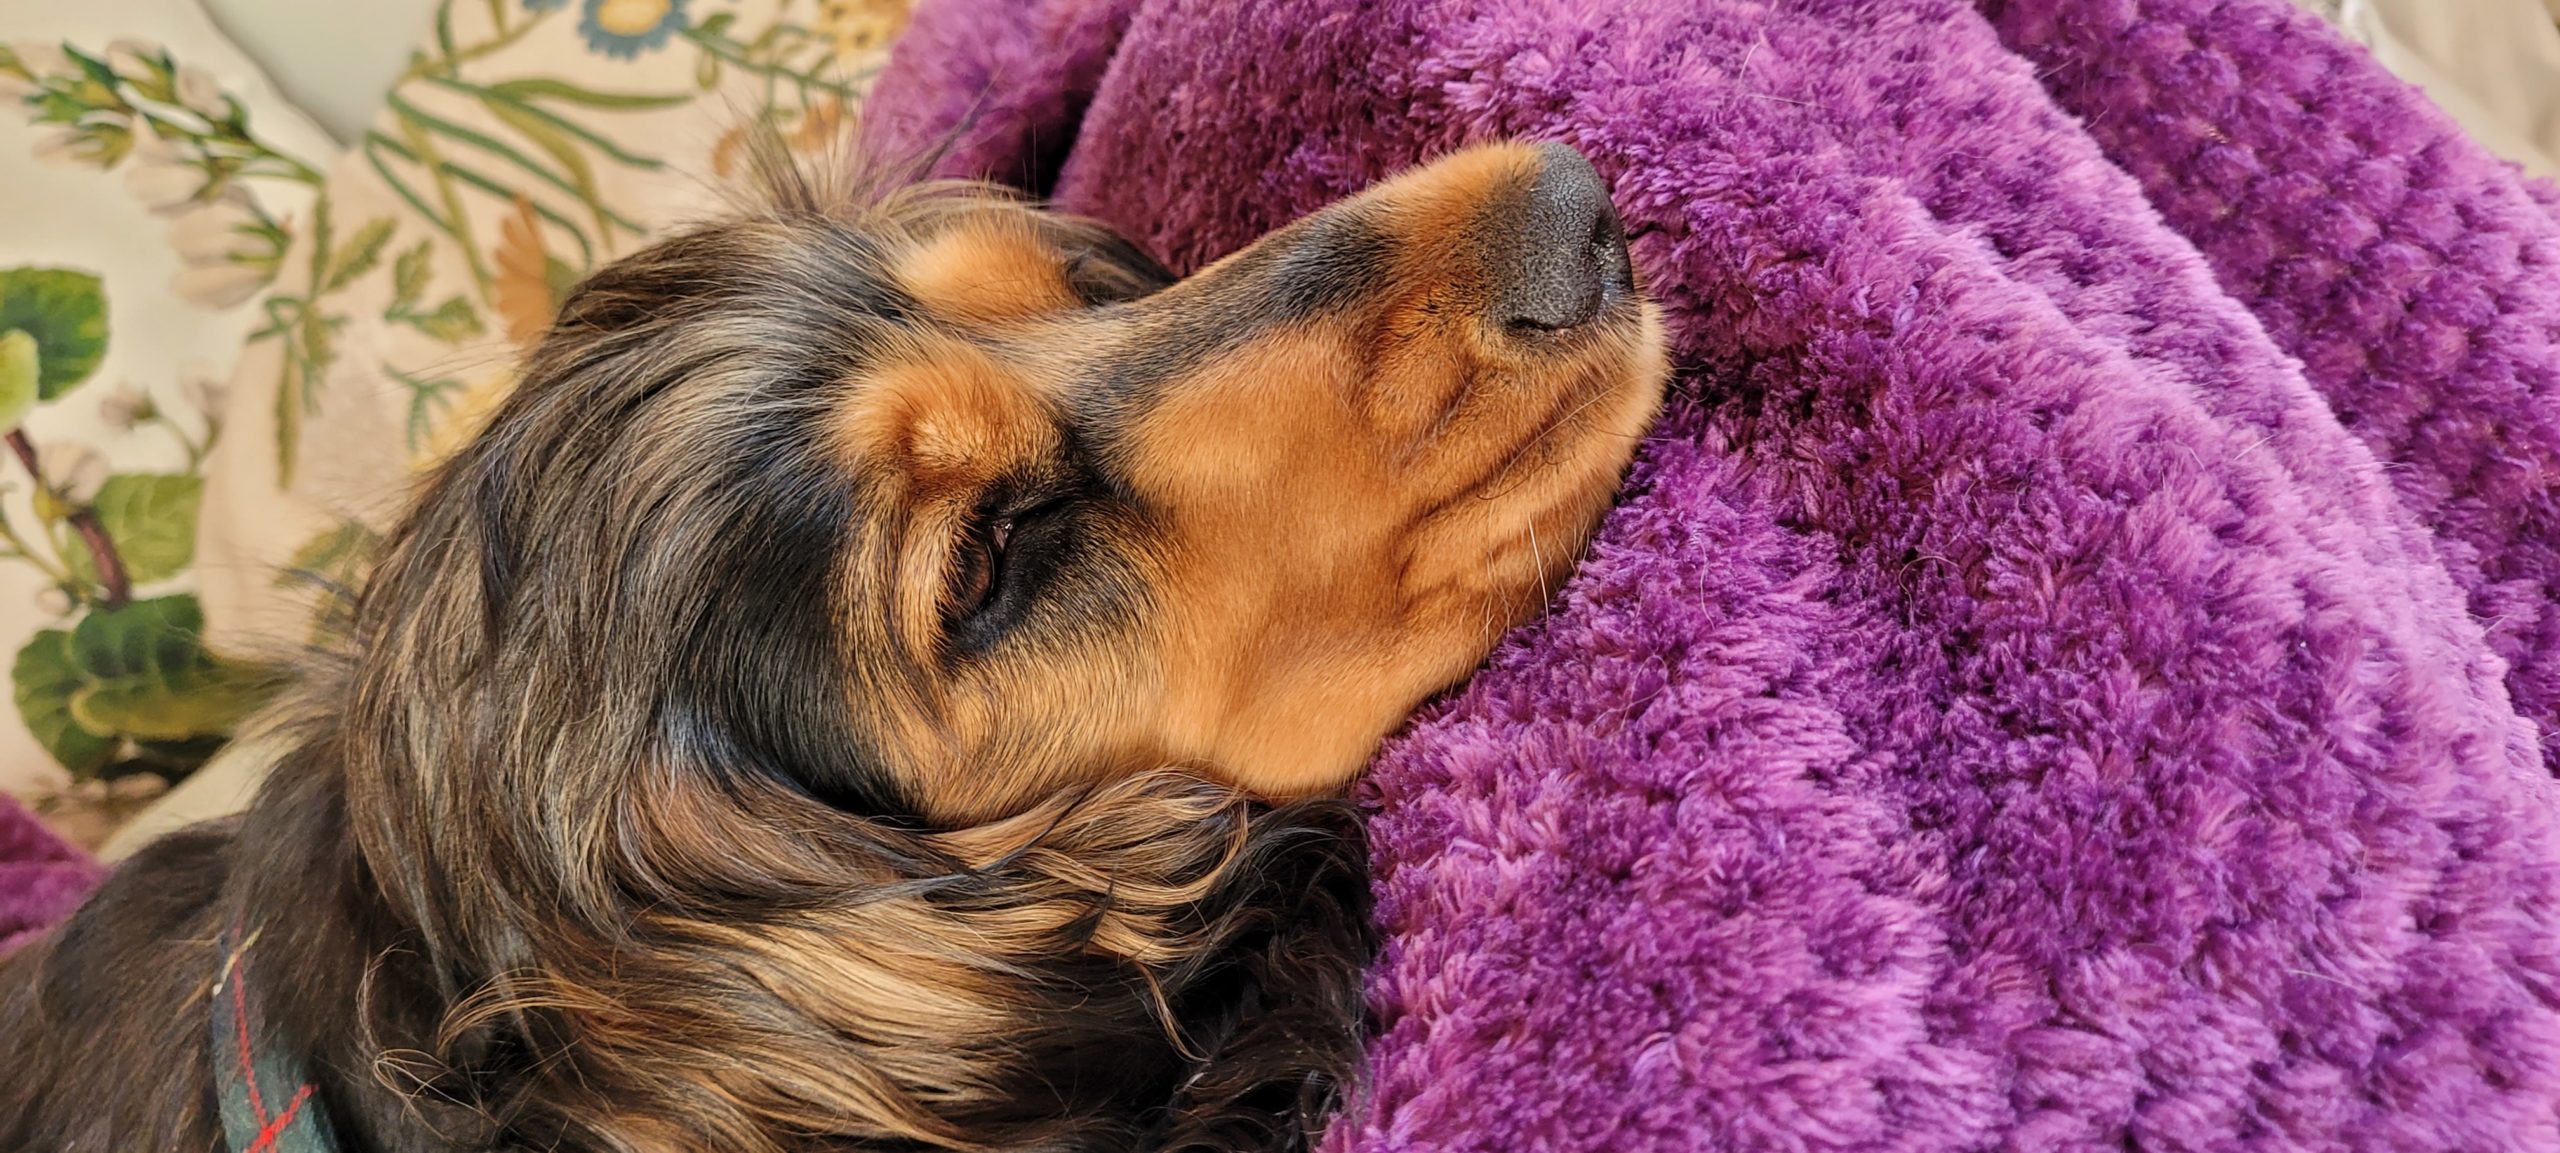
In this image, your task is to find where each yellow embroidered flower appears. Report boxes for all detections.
[814,0,909,65]
[791,97,846,153]
[415,367,520,465]
[710,122,749,180]
[491,196,559,348]
[709,100,847,180]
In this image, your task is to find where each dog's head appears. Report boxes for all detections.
[328,141,1665,1150]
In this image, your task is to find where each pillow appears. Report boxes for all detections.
[0,0,337,843]
[7,0,912,851]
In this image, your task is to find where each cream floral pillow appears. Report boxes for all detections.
[0,1,338,835]
[2,0,907,839]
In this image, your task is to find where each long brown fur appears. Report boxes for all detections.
[0,137,1663,1152]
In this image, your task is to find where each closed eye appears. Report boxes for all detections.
[942,495,1071,657]
[946,514,1009,621]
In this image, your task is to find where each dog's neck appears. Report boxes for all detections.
[219,741,516,1153]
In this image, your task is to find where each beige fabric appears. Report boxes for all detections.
[2337,0,2560,178]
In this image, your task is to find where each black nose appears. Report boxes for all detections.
[1497,143,1631,333]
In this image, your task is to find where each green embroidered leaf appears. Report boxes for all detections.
[543,255,581,303]
[62,45,116,89]
[486,77,691,111]
[481,98,611,242]
[71,659,270,742]
[274,369,300,488]
[13,628,115,775]
[0,267,107,399]
[389,240,433,312]
[298,308,336,377]
[410,295,483,344]
[275,518,381,645]
[62,595,273,743]
[68,594,199,683]
[65,474,202,587]
[325,217,398,291]
[0,329,39,430]
[277,518,379,586]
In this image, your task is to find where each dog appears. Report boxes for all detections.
[0,140,1667,1152]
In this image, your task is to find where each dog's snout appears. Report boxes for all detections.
[1497,143,1630,334]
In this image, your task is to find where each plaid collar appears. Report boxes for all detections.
[211,925,343,1153]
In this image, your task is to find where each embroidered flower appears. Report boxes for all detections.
[39,441,108,503]
[578,0,688,60]
[172,64,228,121]
[164,191,274,309]
[417,367,520,464]
[122,131,203,213]
[3,41,73,86]
[97,383,155,432]
[791,97,847,152]
[178,366,229,416]
[522,0,571,10]
[492,195,560,346]
[171,263,266,309]
[101,38,161,81]
[814,0,909,64]
[165,194,261,264]
[28,127,84,165]
[30,122,129,167]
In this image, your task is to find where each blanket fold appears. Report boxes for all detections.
[0,794,97,959]
[871,0,2560,1148]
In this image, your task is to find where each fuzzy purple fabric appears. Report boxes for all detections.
[0,792,97,959]
[863,0,2560,1147]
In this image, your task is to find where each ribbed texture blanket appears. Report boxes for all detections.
[867,0,2560,1147]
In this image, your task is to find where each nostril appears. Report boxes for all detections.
[1498,143,1629,335]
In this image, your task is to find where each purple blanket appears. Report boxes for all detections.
[868,0,2560,1148]
[0,793,96,959]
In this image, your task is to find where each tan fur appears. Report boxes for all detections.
[826,143,1670,819]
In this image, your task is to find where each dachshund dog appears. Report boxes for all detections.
[0,141,1666,1152]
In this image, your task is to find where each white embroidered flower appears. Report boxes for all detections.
[6,41,72,82]
[166,194,258,264]
[29,127,85,166]
[102,38,159,80]
[173,64,226,120]
[40,441,108,503]
[177,367,230,417]
[98,383,154,431]
[122,132,202,212]
[31,585,72,617]
[171,262,265,309]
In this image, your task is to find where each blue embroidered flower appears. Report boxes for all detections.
[578,0,688,59]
